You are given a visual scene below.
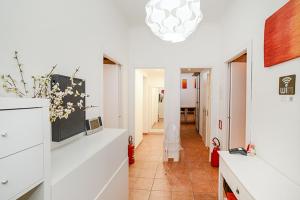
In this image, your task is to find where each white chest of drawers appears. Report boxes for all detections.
[219,151,300,200]
[0,98,50,200]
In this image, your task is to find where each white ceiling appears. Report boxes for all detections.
[113,0,228,26]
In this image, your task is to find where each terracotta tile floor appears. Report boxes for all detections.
[129,124,219,200]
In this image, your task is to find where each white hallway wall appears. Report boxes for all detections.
[0,0,129,129]
[128,23,223,156]
[199,71,208,138]
[220,0,300,185]
[143,76,149,134]
[146,72,165,88]
[134,70,144,147]
[180,73,196,108]
[150,88,159,129]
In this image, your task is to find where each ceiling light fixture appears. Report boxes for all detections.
[145,0,203,43]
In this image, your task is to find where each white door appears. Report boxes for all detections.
[229,62,247,149]
[202,107,207,143]
[135,70,144,147]
[195,75,200,132]
[205,72,211,147]
[103,64,121,128]
[199,73,207,139]
[150,87,159,127]
[200,72,211,147]
[158,88,164,119]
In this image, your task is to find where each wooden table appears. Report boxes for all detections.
[180,107,196,123]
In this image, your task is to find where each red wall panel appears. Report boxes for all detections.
[264,0,300,67]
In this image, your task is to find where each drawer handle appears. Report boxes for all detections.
[1,179,8,185]
[236,188,240,195]
[1,133,7,137]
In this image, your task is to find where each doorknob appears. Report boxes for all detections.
[1,179,8,184]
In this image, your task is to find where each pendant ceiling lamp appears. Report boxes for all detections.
[145,0,203,43]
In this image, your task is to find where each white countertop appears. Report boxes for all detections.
[51,128,127,185]
[219,151,300,200]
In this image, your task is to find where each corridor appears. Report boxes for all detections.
[129,124,218,200]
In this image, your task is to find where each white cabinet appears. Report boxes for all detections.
[219,151,300,200]
[51,129,128,200]
[0,98,50,200]
[0,98,128,200]
[219,158,253,200]
[0,145,44,200]
[0,108,43,158]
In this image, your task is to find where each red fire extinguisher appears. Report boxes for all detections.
[211,137,220,167]
[128,136,135,165]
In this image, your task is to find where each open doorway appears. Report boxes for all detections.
[180,68,212,151]
[103,55,122,128]
[134,68,165,147]
[227,53,247,149]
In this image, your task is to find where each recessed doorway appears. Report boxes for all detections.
[134,68,165,147]
[227,53,248,149]
[103,55,122,128]
[180,68,212,149]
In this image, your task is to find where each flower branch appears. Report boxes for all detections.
[1,51,90,123]
[14,51,28,95]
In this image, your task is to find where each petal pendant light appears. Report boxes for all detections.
[145,0,203,43]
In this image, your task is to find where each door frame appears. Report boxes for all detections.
[205,70,212,147]
[224,41,253,150]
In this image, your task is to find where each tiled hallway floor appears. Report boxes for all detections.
[129,124,219,200]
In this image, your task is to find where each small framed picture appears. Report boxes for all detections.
[182,79,187,89]
[85,117,103,135]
